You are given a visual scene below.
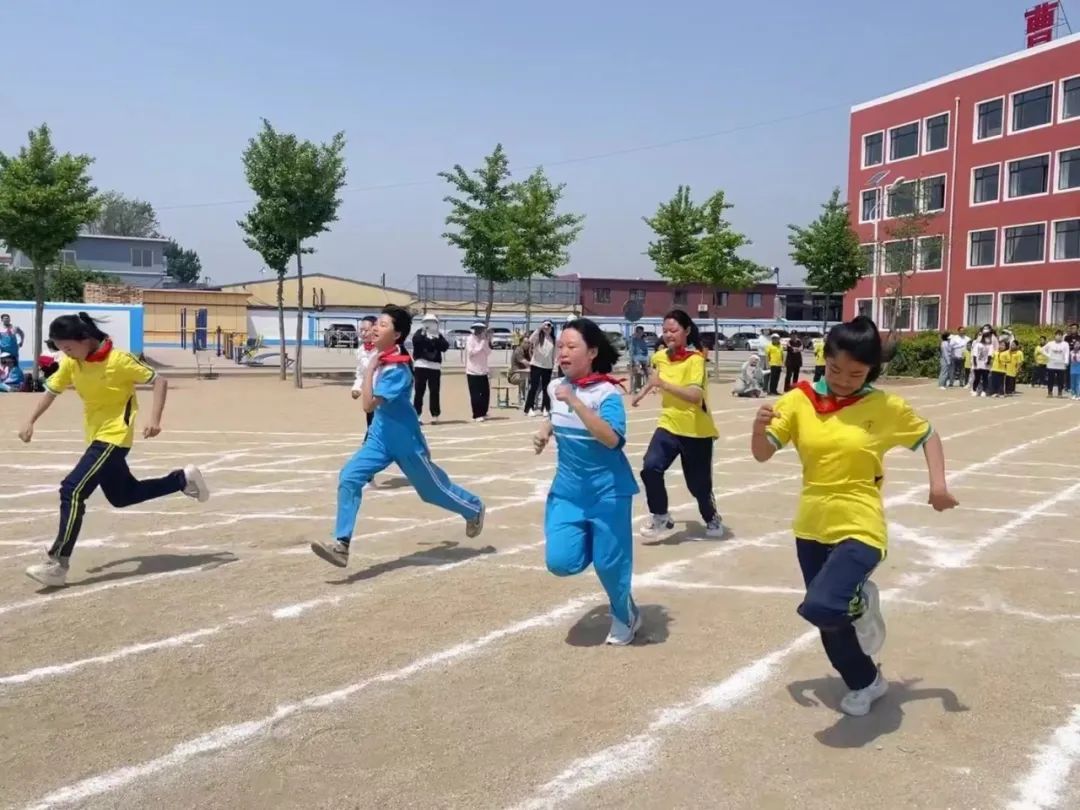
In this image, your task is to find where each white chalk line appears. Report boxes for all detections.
[504,421,1080,808]
[1007,704,1080,810]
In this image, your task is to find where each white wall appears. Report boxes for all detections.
[0,301,137,365]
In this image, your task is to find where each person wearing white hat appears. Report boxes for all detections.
[524,320,557,416]
[465,321,493,421]
[411,314,449,424]
[0,351,24,392]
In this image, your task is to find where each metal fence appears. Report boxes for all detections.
[417,274,579,306]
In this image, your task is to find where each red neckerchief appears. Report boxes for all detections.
[794,380,867,415]
[85,339,113,363]
[362,342,375,352]
[377,347,412,365]
[571,373,627,390]
[666,347,703,363]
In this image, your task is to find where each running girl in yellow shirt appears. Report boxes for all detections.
[750,316,957,717]
[632,309,723,539]
[18,313,210,588]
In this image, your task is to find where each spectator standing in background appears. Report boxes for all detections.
[465,322,493,422]
[938,333,953,389]
[765,334,784,395]
[1043,331,1070,398]
[784,334,803,392]
[524,320,556,417]
[1033,337,1049,388]
[0,313,24,363]
[411,314,448,425]
[949,329,967,386]
[971,334,992,397]
[509,339,531,405]
[1070,340,1080,400]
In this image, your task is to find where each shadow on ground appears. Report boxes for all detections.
[328,540,496,585]
[565,604,672,647]
[642,521,734,547]
[45,552,240,592]
[786,676,969,748]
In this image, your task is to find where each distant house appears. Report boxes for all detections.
[10,233,169,288]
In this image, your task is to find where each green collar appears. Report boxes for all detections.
[811,378,875,397]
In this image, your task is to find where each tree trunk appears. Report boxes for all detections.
[525,275,532,333]
[277,271,287,381]
[484,278,494,326]
[822,292,829,336]
[32,264,45,381]
[712,311,720,381]
[294,245,304,389]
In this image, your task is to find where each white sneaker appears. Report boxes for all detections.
[605,607,643,646]
[970,390,977,397]
[473,417,484,423]
[310,539,350,568]
[431,417,440,425]
[182,465,210,503]
[840,671,889,716]
[639,514,675,538]
[26,557,69,588]
[704,516,726,538]
[465,503,485,539]
[853,580,886,656]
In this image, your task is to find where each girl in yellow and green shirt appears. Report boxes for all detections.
[632,309,722,539]
[1004,340,1024,396]
[18,313,211,589]
[750,315,957,717]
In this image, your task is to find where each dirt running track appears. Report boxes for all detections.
[1,376,1078,809]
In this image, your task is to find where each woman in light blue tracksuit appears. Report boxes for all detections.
[310,305,485,568]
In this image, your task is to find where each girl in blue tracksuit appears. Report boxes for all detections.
[532,318,641,645]
[311,305,485,567]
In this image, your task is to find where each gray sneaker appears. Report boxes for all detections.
[310,539,349,568]
[182,465,210,503]
[704,517,726,538]
[465,503,486,539]
[26,557,69,588]
[639,514,675,538]
[840,671,889,716]
[853,580,886,656]
[605,607,643,646]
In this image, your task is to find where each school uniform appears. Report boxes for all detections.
[353,342,380,432]
[641,349,719,525]
[335,353,483,544]
[765,343,784,394]
[962,349,972,387]
[766,379,932,691]
[812,341,825,382]
[1004,350,1023,395]
[1033,345,1048,387]
[42,342,194,561]
[989,348,1007,396]
[545,376,639,634]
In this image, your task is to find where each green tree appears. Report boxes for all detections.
[0,125,101,377]
[239,203,308,379]
[163,239,202,284]
[787,187,866,332]
[47,264,114,302]
[882,197,941,335]
[440,144,515,325]
[240,119,347,387]
[643,185,704,275]
[505,168,584,330]
[85,191,161,237]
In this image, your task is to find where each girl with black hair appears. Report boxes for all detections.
[312,305,485,568]
[18,313,210,588]
[524,320,557,417]
[532,318,641,644]
[632,309,723,539]
[750,315,957,717]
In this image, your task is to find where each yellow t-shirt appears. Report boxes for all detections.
[46,348,158,448]
[990,350,1008,373]
[1005,349,1024,377]
[765,343,784,367]
[1035,346,1048,366]
[765,384,932,552]
[652,350,718,439]
[813,341,825,367]
[963,349,972,370]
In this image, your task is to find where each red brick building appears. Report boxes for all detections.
[845,31,1080,330]
[572,276,778,320]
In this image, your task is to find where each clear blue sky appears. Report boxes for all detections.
[1,0,1043,287]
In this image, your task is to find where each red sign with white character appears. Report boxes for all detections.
[1025,1,1058,47]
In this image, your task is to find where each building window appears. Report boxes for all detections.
[1051,291,1080,323]
[1059,148,1080,191]
[919,236,943,271]
[863,132,883,166]
[888,122,919,160]
[860,189,879,222]
[969,230,997,267]
[1007,155,1050,198]
[628,288,645,301]
[746,292,763,308]
[972,165,1000,204]
[860,244,876,275]
[886,180,917,217]
[921,175,946,212]
[856,299,873,319]
[925,113,949,152]
[58,250,77,265]
[131,248,154,267]
[883,240,913,274]
[1063,77,1080,121]
[916,297,940,330]
[977,98,1003,139]
[1003,224,1046,265]
[1000,292,1042,326]
[881,297,912,330]
[1012,85,1053,131]
[967,294,993,325]
[671,289,688,306]
[714,291,729,306]
[1055,219,1080,261]
[593,287,611,304]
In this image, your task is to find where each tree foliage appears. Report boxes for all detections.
[881,206,942,334]
[240,119,347,387]
[0,265,114,303]
[439,144,515,325]
[0,124,101,375]
[85,191,161,237]
[787,187,865,295]
[164,239,202,284]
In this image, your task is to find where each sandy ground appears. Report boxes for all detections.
[0,375,1078,810]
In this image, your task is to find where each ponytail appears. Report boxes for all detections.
[46,311,109,350]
